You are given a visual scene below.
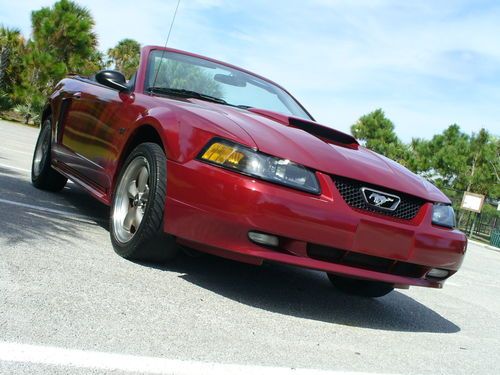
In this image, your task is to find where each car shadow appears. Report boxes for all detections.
[2,168,460,334]
[59,184,110,230]
[0,168,109,245]
[138,253,460,334]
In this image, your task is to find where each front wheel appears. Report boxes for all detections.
[327,273,394,298]
[110,142,177,262]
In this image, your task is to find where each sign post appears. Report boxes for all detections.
[460,192,485,237]
[460,192,485,213]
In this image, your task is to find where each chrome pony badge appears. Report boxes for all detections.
[361,187,401,211]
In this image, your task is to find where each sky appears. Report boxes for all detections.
[1,0,499,141]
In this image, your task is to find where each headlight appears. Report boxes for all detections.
[198,139,320,194]
[432,204,456,228]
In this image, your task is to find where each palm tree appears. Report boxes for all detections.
[107,39,141,78]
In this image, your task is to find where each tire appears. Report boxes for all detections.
[31,119,68,191]
[327,273,394,298]
[110,142,178,262]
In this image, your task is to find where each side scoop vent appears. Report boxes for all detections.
[288,118,358,147]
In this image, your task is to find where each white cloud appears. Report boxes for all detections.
[1,0,499,139]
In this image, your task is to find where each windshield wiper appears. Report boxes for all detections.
[148,87,227,105]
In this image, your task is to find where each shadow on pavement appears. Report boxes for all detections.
[0,168,109,246]
[141,253,461,334]
[0,166,460,334]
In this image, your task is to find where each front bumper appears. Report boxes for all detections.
[164,160,467,288]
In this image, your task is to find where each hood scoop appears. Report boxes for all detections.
[248,108,358,148]
[288,118,358,148]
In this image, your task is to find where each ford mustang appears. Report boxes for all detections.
[31,45,467,297]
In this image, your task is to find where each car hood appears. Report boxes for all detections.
[170,98,449,203]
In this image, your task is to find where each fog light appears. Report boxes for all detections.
[248,231,279,247]
[427,268,450,279]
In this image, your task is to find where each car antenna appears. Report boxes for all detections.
[151,0,181,91]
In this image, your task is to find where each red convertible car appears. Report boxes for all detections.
[31,45,467,297]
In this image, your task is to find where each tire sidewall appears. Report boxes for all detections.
[110,143,166,259]
[31,120,52,184]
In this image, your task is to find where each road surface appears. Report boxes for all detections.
[0,119,499,374]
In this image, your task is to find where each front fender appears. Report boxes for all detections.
[134,104,257,164]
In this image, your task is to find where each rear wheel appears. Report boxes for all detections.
[110,142,177,262]
[327,273,394,298]
[31,119,67,191]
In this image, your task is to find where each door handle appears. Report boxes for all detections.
[73,92,82,99]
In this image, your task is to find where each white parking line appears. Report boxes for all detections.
[0,146,33,155]
[0,198,101,223]
[0,163,74,186]
[0,342,394,375]
[0,163,30,173]
[1,137,36,145]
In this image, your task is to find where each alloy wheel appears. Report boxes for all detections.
[112,157,150,243]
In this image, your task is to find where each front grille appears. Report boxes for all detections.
[333,176,425,220]
[307,244,426,278]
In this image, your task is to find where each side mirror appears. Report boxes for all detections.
[95,70,129,92]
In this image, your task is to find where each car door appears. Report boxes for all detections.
[59,80,124,191]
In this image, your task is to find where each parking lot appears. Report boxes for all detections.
[0,119,499,374]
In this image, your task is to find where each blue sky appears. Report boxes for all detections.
[1,0,499,141]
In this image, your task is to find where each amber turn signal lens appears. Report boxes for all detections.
[201,142,245,167]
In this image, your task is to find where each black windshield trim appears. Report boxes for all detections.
[147,87,228,105]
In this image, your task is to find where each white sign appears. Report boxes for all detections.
[461,192,485,213]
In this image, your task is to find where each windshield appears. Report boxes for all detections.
[146,50,312,120]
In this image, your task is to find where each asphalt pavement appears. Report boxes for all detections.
[0,119,499,375]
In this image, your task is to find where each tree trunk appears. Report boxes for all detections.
[458,152,479,228]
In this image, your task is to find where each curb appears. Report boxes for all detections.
[468,239,500,253]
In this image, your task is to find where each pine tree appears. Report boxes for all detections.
[350,109,410,165]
